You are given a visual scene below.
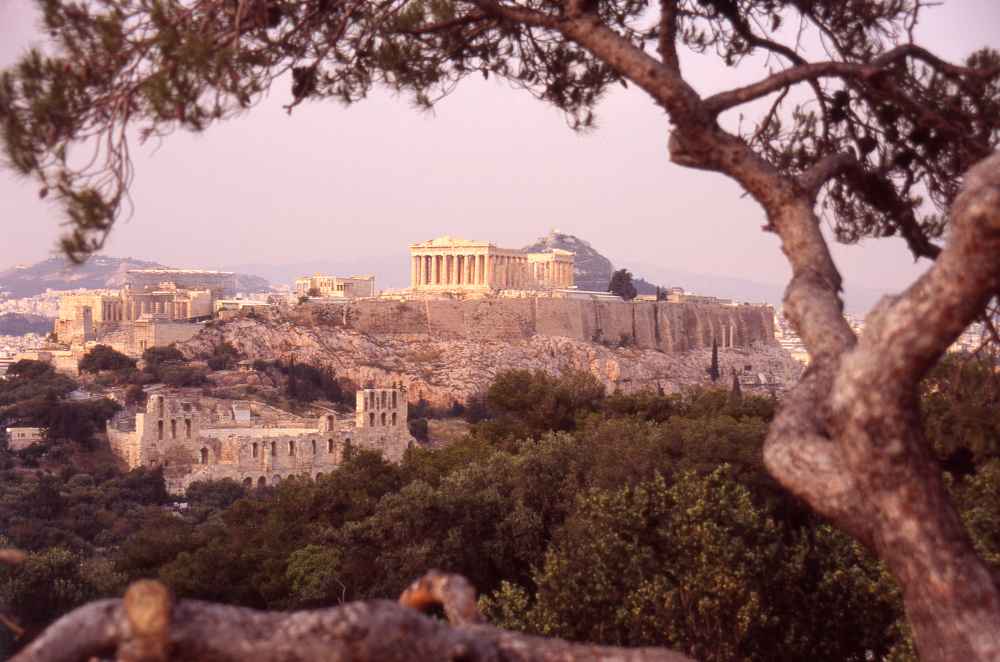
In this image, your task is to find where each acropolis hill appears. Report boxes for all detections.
[180,297,798,408]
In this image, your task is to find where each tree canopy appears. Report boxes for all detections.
[2,0,1000,659]
[607,268,637,300]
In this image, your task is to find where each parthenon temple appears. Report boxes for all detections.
[409,236,574,291]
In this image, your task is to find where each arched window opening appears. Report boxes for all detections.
[258,476,266,487]
[311,439,317,455]
[327,415,335,430]
[288,440,295,456]
[185,419,192,439]
[157,420,163,440]
[199,447,208,464]
[392,412,397,426]
[243,477,253,487]
[392,391,397,408]
[381,412,387,426]
[369,412,375,427]
[171,419,177,439]
[381,391,387,408]
[327,438,334,453]
[252,443,259,458]
[271,441,277,457]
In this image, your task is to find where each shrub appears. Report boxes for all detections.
[78,345,136,374]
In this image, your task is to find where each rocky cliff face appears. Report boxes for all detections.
[179,302,799,408]
[297,298,775,353]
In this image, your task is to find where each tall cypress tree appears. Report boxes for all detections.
[707,338,720,382]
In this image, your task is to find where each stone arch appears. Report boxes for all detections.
[327,438,334,453]
[257,476,266,487]
[243,477,253,487]
[199,447,208,464]
[369,412,375,427]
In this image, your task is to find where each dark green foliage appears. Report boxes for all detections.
[7,362,1000,659]
[707,337,720,382]
[185,479,247,522]
[922,352,1000,472]
[78,344,136,374]
[607,269,637,301]
[141,345,185,381]
[463,392,490,424]
[124,384,146,406]
[7,360,57,380]
[159,365,209,388]
[481,369,605,442]
[283,362,345,403]
[0,362,75,406]
[408,418,429,442]
[206,342,241,371]
[408,398,434,421]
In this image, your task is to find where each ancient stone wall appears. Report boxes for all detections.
[338,298,773,350]
[107,392,414,494]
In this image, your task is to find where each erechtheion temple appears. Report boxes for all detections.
[409,236,574,292]
[108,386,414,494]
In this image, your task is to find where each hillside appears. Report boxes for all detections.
[522,231,613,292]
[178,302,798,408]
[0,313,53,336]
[0,255,270,297]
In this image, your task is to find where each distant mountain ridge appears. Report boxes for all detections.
[0,313,52,336]
[0,256,270,298]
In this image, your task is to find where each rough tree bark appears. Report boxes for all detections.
[10,571,693,662]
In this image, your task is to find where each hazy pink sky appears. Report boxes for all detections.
[1,0,998,307]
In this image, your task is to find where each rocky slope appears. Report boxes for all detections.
[179,315,801,408]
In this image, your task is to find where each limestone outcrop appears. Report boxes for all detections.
[179,301,799,407]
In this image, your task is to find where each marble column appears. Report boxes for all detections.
[411,256,419,288]
[431,255,439,286]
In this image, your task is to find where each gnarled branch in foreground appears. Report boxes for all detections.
[11,573,693,662]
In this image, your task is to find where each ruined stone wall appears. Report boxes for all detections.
[107,393,414,494]
[337,298,773,350]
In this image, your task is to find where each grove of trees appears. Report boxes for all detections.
[2,363,1000,660]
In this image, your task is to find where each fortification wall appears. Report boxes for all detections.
[339,298,773,350]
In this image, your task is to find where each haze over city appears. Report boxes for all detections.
[3,0,998,311]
